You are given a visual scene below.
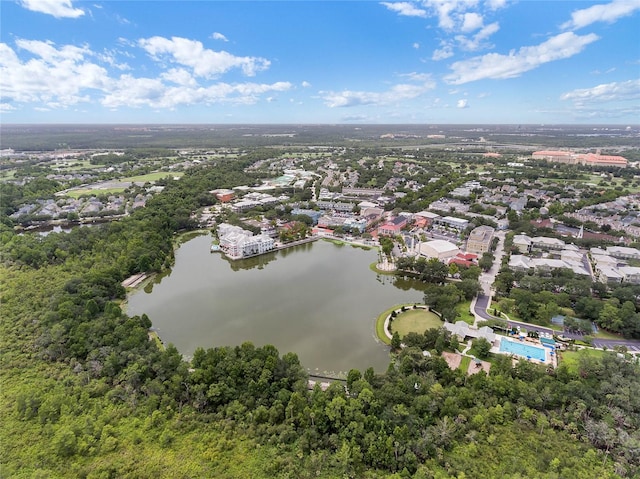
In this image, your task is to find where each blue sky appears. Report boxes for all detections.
[1,0,639,124]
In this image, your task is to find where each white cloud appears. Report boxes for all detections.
[341,114,371,122]
[422,0,481,31]
[1,40,109,106]
[0,103,16,112]
[562,0,640,30]
[301,81,311,88]
[445,31,599,84]
[456,99,468,108]
[381,2,427,17]
[322,77,435,107]
[19,0,84,18]
[461,12,483,32]
[161,68,197,86]
[455,21,499,50]
[400,72,434,82]
[212,32,229,42]
[432,44,454,60]
[101,77,292,109]
[487,0,507,10]
[138,36,270,78]
[560,79,640,103]
[0,38,291,112]
[413,42,421,49]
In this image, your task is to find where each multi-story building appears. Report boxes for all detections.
[434,216,469,231]
[378,216,408,236]
[466,225,495,254]
[512,234,532,253]
[606,246,640,260]
[532,150,628,168]
[217,223,275,260]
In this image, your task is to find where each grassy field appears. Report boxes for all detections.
[594,328,624,340]
[560,348,607,372]
[391,308,443,338]
[535,175,640,193]
[123,171,184,183]
[54,159,103,171]
[375,305,399,345]
[459,355,471,371]
[0,170,17,181]
[66,187,128,198]
[455,301,475,325]
[64,171,184,198]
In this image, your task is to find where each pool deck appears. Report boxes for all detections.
[492,336,557,367]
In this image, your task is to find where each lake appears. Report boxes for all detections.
[126,234,427,375]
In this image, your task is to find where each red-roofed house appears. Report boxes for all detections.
[448,252,478,268]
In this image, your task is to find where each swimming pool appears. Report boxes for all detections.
[499,338,547,361]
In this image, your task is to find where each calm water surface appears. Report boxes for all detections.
[127,235,426,374]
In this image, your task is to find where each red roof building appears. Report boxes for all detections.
[377,216,408,236]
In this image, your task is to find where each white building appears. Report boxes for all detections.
[531,236,565,250]
[512,234,532,254]
[606,246,640,260]
[509,255,590,276]
[419,240,460,261]
[435,216,469,231]
[217,223,275,260]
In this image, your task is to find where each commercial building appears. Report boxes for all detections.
[342,187,385,197]
[434,216,469,231]
[414,211,440,228]
[378,216,408,236]
[211,189,235,202]
[466,225,495,254]
[217,223,275,260]
[419,240,460,261]
[532,150,628,168]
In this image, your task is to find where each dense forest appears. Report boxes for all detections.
[2,154,640,478]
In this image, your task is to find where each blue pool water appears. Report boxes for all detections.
[499,338,546,361]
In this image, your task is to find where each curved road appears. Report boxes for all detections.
[474,294,640,352]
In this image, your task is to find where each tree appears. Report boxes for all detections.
[478,253,494,271]
[494,269,515,296]
[456,278,481,300]
[472,338,491,359]
[598,299,622,332]
[391,331,402,350]
[510,289,539,323]
[536,301,558,326]
[420,258,448,284]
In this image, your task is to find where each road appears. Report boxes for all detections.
[474,294,640,351]
[472,232,640,352]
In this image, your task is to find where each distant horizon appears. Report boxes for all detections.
[2,122,639,127]
[2,1,639,124]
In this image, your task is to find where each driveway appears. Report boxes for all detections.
[474,294,553,336]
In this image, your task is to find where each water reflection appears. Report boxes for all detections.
[127,234,428,373]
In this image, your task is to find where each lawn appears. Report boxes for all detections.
[122,171,184,183]
[64,171,184,198]
[0,169,17,181]
[455,301,475,325]
[594,328,624,340]
[560,348,607,373]
[66,187,128,199]
[459,355,471,371]
[375,305,399,345]
[391,308,443,338]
